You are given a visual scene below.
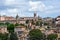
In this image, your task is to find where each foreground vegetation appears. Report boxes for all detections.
[0,21,58,40]
[29,29,58,40]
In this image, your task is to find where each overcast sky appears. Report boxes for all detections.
[0,0,60,18]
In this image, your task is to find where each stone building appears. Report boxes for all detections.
[55,16,60,27]
[14,26,28,40]
[0,15,15,21]
[0,25,8,33]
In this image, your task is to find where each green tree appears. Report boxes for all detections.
[20,24,27,29]
[7,24,15,33]
[36,21,40,26]
[5,22,10,26]
[26,20,29,24]
[47,34,58,40]
[0,33,9,40]
[31,19,35,25]
[20,24,26,26]
[0,22,5,25]
[10,32,18,40]
[0,33,3,40]
[15,23,20,26]
[36,21,42,26]
[44,22,48,25]
[29,29,43,40]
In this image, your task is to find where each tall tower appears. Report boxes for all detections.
[34,12,37,23]
[16,14,19,23]
[34,12,36,18]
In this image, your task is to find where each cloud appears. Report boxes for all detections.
[4,0,27,5]
[0,11,6,15]
[5,0,16,5]
[29,1,54,12]
[29,1,45,11]
[0,0,60,17]
[45,8,60,13]
[0,8,19,16]
[6,8,18,13]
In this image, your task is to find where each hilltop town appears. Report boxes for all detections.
[0,12,60,40]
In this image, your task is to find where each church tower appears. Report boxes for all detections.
[34,12,36,18]
[34,12,37,23]
[16,14,19,23]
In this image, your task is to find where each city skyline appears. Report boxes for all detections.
[0,0,60,18]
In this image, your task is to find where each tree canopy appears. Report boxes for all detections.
[44,22,48,25]
[26,20,29,24]
[47,34,58,40]
[0,22,5,25]
[5,22,10,26]
[15,23,20,26]
[36,21,42,26]
[0,33,9,40]
[29,29,43,40]
[10,32,18,40]
[7,24,15,33]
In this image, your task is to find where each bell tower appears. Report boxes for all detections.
[34,12,36,18]
[33,12,37,24]
[16,14,19,23]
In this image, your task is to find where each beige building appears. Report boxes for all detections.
[0,16,15,21]
[14,26,28,40]
[43,17,53,21]
[0,25,8,33]
[55,16,60,27]
[42,29,54,35]
[0,16,5,21]
[56,16,60,21]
